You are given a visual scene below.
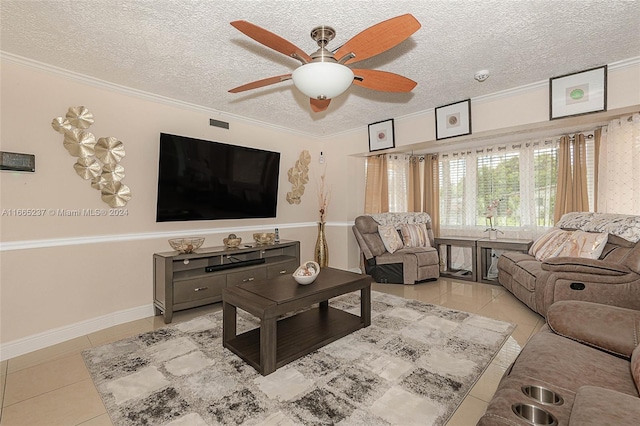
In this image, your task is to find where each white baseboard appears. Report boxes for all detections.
[0,304,155,361]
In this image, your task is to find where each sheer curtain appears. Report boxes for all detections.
[439,139,561,241]
[387,154,412,213]
[598,112,640,214]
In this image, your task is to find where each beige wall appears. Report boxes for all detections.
[0,59,328,356]
[1,56,639,359]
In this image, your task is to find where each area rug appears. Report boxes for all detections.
[82,291,515,426]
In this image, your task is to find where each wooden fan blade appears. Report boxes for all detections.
[310,98,331,112]
[334,14,421,65]
[228,74,292,93]
[352,69,417,92]
[231,20,312,63]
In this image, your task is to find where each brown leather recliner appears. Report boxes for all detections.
[352,213,439,284]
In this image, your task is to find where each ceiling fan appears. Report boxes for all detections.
[228,14,421,112]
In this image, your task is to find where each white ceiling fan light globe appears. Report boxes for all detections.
[291,62,354,100]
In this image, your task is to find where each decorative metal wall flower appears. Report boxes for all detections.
[52,106,131,207]
[286,150,311,205]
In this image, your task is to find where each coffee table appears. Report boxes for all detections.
[222,267,371,375]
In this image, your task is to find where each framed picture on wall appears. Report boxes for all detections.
[435,99,472,140]
[368,119,395,152]
[549,65,607,120]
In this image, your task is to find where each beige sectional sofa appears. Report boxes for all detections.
[497,212,640,317]
[352,212,439,284]
[478,300,640,425]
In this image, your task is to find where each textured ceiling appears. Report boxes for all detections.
[2,0,640,137]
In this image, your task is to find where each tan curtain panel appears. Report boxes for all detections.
[593,128,601,210]
[572,133,589,211]
[422,154,440,237]
[554,134,589,222]
[407,156,421,212]
[364,155,389,214]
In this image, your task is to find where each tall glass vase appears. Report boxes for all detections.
[315,222,329,267]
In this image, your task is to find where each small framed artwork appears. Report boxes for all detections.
[549,65,607,120]
[368,119,395,152]
[435,99,472,140]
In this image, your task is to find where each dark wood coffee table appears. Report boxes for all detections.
[222,267,371,375]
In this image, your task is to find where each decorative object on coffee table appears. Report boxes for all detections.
[293,261,319,285]
[168,237,204,253]
[223,233,242,248]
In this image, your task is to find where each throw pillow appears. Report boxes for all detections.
[400,223,431,248]
[530,228,573,261]
[378,225,404,254]
[554,230,609,260]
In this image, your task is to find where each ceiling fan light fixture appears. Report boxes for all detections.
[291,62,354,100]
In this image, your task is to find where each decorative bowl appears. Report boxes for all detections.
[223,234,242,249]
[293,261,320,285]
[253,232,276,245]
[168,237,205,254]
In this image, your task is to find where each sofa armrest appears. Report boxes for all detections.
[542,257,631,275]
[547,300,640,359]
[569,386,640,425]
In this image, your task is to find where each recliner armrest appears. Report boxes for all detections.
[542,257,631,275]
[547,300,640,359]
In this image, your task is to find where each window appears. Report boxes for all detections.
[437,134,595,237]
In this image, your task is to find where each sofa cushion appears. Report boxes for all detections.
[378,224,403,253]
[362,233,387,257]
[499,252,542,292]
[542,258,630,275]
[554,230,608,260]
[547,301,640,359]
[400,223,430,248]
[632,344,640,394]
[569,386,640,425]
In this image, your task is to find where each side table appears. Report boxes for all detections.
[434,236,478,282]
[476,238,532,284]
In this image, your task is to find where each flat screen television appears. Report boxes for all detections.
[156,133,280,222]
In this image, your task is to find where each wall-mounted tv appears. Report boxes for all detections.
[156,133,280,222]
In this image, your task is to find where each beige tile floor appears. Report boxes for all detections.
[0,277,544,426]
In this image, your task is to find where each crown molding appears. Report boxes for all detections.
[0,51,320,140]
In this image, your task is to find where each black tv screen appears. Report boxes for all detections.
[156,133,280,222]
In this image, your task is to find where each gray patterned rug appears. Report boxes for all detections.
[83,291,515,425]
